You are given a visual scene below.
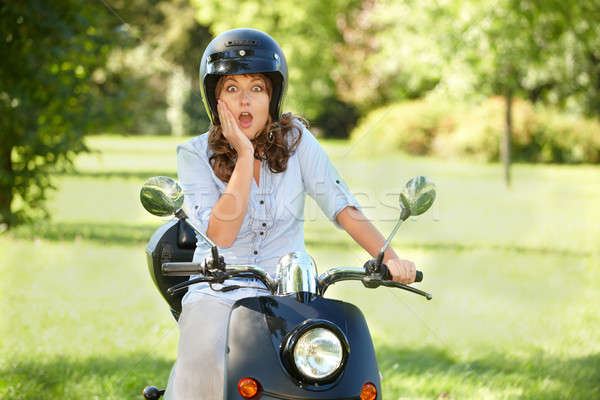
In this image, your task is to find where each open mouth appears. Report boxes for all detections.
[238,112,253,128]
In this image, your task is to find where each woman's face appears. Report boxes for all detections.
[217,74,270,140]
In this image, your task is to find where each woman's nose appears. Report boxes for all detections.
[239,89,251,105]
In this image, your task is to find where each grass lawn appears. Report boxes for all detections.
[1,134,599,399]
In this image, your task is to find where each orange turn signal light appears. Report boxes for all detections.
[238,377,259,399]
[360,382,377,400]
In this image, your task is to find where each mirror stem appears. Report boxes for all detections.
[375,204,411,270]
[377,217,404,261]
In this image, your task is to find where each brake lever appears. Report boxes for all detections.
[167,268,232,294]
[360,276,432,300]
[167,276,214,295]
[361,259,432,300]
[381,280,432,300]
[167,270,269,295]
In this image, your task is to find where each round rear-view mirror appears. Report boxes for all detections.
[140,176,184,217]
[399,176,436,218]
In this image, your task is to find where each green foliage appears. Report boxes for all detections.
[87,65,172,135]
[350,100,457,155]
[351,98,600,163]
[434,97,539,162]
[332,1,446,110]
[0,1,213,227]
[333,0,600,122]
[84,0,213,135]
[183,90,211,135]
[0,1,122,227]
[433,0,600,115]
[313,96,360,139]
[438,98,600,163]
[532,108,600,163]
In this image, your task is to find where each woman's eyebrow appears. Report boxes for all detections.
[224,76,264,84]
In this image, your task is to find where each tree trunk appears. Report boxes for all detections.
[502,88,512,188]
[0,144,14,229]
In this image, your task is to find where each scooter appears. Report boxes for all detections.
[140,176,435,400]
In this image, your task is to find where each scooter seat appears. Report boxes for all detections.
[146,218,196,320]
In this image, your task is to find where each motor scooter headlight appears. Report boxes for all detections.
[293,327,343,380]
[281,320,349,384]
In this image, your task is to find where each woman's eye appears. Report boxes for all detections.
[252,85,264,92]
[226,86,237,93]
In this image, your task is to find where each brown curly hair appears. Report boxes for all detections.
[207,74,308,182]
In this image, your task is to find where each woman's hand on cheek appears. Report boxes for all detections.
[386,258,416,284]
[217,99,253,158]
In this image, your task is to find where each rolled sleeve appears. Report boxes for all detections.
[176,144,220,234]
[296,126,361,229]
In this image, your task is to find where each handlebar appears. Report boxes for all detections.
[162,260,431,300]
[162,262,278,294]
[318,265,431,300]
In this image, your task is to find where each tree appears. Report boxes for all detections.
[448,0,600,186]
[331,0,600,174]
[94,0,213,135]
[332,0,446,111]
[0,2,120,228]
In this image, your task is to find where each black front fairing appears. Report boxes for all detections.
[225,294,381,399]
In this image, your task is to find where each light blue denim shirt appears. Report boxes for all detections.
[176,123,360,305]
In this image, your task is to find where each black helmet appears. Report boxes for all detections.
[200,28,288,125]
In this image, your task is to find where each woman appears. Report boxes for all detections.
[167,28,416,399]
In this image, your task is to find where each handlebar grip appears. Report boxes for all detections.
[380,263,424,283]
[162,262,205,276]
[415,270,423,282]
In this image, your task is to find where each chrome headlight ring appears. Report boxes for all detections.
[280,319,350,385]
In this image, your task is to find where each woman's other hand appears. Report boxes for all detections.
[335,206,418,285]
[386,258,416,284]
[217,99,254,158]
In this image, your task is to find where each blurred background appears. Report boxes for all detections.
[1,1,599,399]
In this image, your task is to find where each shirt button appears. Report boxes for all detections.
[336,180,340,184]
[253,250,258,255]
[259,200,264,205]
[259,232,264,235]
[262,223,267,227]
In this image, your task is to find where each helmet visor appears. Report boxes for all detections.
[206,49,282,76]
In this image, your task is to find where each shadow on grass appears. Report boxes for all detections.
[306,238,591,257]
[3,347,599,399]
[60,170,177,180]
[376,344,600,399]
[9,222,159,245]
[6,221,361,249]
[0,352,173,400]
[393,241,592,257]
[5,221,593,258]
